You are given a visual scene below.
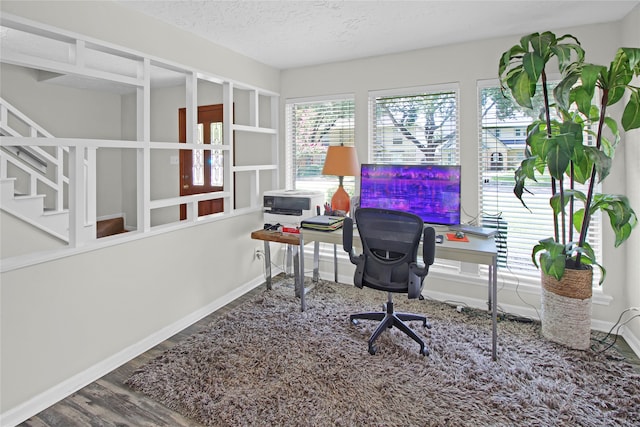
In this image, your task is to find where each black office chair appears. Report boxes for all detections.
[343,208,436,356]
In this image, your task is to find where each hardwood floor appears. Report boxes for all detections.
[18,284,264,427]
[17,278,640,426]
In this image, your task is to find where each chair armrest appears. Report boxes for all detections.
[423,226,436,266]
[342,217,364,286]
[408,227,437,298]
[343,217,361,264]
[343,217,354,253]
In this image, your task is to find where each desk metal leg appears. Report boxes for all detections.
[487,272,492,311]
[263,241,272,290]
[312,241,320,282]
[491,256,498,361]
[333,244,338,282]
[293,246,301,297]
[285,244,293,276]
[299,234,306,312]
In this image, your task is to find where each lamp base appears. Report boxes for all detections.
[331,184,350,215]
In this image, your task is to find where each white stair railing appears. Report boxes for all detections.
[0,97,95,244]
[0,97,66,212]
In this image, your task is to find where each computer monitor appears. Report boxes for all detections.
[359,163,461,226]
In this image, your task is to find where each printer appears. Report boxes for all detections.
[263,189,325,227]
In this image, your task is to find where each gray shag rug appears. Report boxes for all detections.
[126,277,640,426]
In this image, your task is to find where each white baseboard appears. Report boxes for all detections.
[0,276,266,427]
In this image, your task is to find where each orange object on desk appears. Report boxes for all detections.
[446,233,469,242]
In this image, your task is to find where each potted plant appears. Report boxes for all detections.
[498,32,640,349]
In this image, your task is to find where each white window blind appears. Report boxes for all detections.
[286,96,355,203]
[370,85,460,165]
[478,82,602,282]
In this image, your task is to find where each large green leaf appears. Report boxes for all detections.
[614,222,635,248]
[533,237,567,280]
[523,52,544,83]
[551,41,584,73]
[591,194,638,247]
[573,208,586,233]
[519,33,536,52]
[554,72,579,110]
[527,124,549,158]
[571,86,594,117]
[513,157,539,210]
[498,44,526,78]
[549,189,573,216]
[546,134,573,179]
[529,32,554,59]
[580,64,602,97]
[602,116,620,152]
[510,71,535,109]
[570,86,593,117]
[568,242,606,284]
[621,47,640,73]
[622,90,640,131]
[559,120,583,142]
[586,147,612,182]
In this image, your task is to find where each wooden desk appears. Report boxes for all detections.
[250,229,304,295]
[300,227,499,360]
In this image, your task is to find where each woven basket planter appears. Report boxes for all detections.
[541,266,593,350]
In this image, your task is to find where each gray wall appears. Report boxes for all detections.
[0,0,278,417]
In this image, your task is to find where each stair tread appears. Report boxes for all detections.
[14,193,45,199]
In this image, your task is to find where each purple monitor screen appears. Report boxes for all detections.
[359,164,461,226]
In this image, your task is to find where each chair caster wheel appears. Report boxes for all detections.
[368,345,377,355]
[424,320,432,329]
[351,318,359,326]
[420,347,429,356]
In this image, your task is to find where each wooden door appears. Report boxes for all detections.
[179,104,224,219]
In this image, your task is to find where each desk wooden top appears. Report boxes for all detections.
[251,229,301,245]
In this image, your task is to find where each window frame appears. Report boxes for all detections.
[285,94,356,202]
[368,84,460,166]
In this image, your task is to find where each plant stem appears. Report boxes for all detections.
[541,70,561,242]
[569,162,575,243]
[576,87,609,267]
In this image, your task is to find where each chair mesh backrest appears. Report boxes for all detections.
[355,208,424,292]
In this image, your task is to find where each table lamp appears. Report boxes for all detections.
[321,144,359,214]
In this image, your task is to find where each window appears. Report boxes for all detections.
[478,82,602,282]
[370,85,459,165]
[285,96,355,202]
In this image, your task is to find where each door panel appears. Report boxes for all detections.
[179,104,224,219]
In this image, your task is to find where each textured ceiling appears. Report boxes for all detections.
[117,0,639,69]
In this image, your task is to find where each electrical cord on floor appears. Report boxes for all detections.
[592,308,640,354]
[465,204,543,324]
[490,213,541,323]
[260,249,320,283]
[421,293,536,325]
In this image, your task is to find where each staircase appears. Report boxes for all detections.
[0,177,69,241]
[0,97,107,242]
[0,97,73,242]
